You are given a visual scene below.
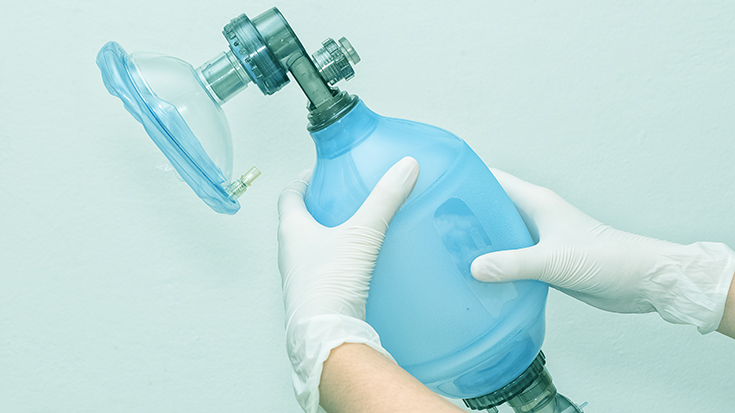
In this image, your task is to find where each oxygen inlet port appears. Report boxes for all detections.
[312,37,361,85]
[225,166,262,199]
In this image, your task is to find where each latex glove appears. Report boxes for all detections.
[278,157,420,413]
[471,169,735,334]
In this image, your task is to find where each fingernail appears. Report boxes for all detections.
[393,157,419,184]
[471,258,501,282]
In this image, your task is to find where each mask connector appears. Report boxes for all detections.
[225,166,262,199]
[223,13,290,96]
[197,50,252,104]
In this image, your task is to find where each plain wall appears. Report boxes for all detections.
[1,1,733,411]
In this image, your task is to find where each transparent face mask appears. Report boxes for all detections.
[96,8,358,214]
[132,52,235,180]
[97,43,245,214]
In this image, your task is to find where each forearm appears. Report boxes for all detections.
[717,272,735,339]
[319,343,464,413]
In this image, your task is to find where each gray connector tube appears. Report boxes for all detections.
[195,7,359,130]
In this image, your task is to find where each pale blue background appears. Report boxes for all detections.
[1,1,733,412]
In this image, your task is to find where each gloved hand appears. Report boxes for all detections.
[278,157,420,413]
[471,169,735,334]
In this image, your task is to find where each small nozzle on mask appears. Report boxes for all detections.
[225,167,262,199]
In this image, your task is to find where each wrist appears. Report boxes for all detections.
[716,273,735,337]
[647,242,735,333]
[287,314,392,413]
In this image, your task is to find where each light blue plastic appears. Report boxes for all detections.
[96,42,240,215]
[305,99,549,399]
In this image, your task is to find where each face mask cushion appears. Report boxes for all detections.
[97,41,240,214]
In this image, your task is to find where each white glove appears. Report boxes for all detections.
[471,169,735,334]
[277,157,420,413]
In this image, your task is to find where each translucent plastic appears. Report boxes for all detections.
[305,100,549,399]
[96,42,239,214]
[132,53,234,179]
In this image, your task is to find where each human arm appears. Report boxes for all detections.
[278,157,461,412]
[471,169,735,338]
[319,343,463,413]
[717,275,735,338]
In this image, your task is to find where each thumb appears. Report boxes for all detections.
[471,245,548,283]
[346,157,420,232]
